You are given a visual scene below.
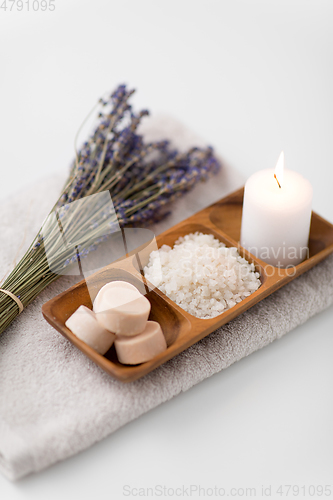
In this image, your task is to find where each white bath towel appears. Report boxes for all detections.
[0,116,332,481]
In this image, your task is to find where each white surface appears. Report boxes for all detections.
[0,0,332,498]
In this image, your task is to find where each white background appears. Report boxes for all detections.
[1,1,333,499]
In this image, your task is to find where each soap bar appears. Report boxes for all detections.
[115,321,167,365]
[93,281,141,312]
[65,305,115,355]
[94,282,151,336]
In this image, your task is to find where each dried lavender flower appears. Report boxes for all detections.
[0,85,221,336]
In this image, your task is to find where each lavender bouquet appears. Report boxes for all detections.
[0,85,220,335]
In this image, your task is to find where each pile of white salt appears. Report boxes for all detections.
[144,232,261,319]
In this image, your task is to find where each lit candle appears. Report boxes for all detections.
[240,152,313,268]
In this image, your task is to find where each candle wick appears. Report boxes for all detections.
[274,173,281,189]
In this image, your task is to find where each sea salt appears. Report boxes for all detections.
[144,232,261,319]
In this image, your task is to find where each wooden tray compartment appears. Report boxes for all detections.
[42,188,333,382]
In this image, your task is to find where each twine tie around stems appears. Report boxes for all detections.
[0,289,24,314]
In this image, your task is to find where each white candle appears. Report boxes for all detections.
[240,152,313,268]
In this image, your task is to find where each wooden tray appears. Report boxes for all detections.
[42,188,333,382]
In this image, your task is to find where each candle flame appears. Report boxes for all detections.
[274,151,284,188]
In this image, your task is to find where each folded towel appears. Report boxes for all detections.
[1,116,332,481]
